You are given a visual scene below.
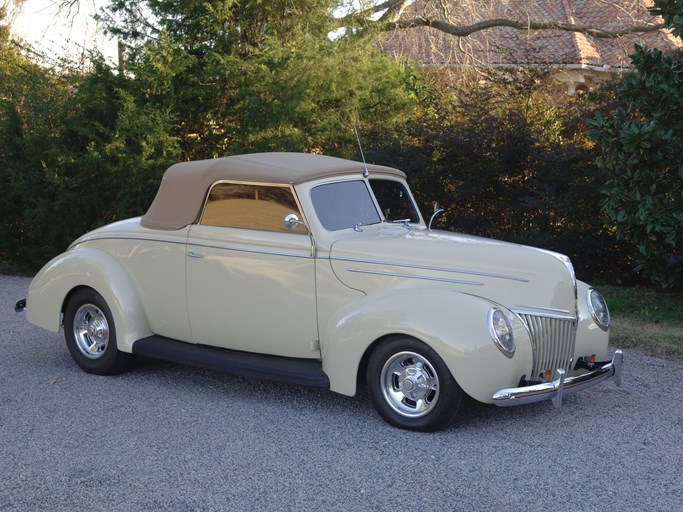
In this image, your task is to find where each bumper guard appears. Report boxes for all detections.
[15,299,26,313]
[492,349,623,408]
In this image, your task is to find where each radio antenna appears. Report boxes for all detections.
[354,126,369,178]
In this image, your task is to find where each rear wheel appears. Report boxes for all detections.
[64,289,133,375]
[367,337,462,432]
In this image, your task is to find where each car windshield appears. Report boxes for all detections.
[311,180,381,231]
[369,179,419,223]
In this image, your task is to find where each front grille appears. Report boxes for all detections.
[518,313,576,383]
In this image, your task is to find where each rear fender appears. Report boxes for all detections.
[321,288,532,402]
[26,247,152,353]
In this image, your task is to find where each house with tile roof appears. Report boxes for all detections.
[379,0,682,94]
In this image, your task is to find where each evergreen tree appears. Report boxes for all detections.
[102,0,415,158]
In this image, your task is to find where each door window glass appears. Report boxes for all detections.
[369,179,419,223]
[200,183,306,234]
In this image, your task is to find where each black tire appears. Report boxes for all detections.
[367,337,463,432]
[63,288,133,375]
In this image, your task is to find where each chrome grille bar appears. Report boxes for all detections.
[517,313,577,382]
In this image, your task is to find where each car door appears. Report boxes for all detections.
[185,182,319,359]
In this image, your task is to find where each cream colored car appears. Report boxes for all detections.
[17,153,623,431]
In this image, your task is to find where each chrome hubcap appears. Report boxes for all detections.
[73,304,109,359]
[380,351,439,418]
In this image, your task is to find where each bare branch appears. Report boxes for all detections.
[381,16,667,39]
[377,0,411,22]
[351,0,407,18]
[338,0,410,24]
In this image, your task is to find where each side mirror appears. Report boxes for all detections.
[428,203,444,231]
[284,213,305,231]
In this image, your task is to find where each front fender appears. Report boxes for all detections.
[321,288,532,402]
[26,247,152,353]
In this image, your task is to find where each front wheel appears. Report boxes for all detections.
[64,289,133,375]
[367,338,463,432]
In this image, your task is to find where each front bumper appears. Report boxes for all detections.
[492,350,623,408]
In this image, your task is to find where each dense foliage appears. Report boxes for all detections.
[1,0,675,287]
[0,46,178,266]
[0,1,414,269]
[100,0,414,157]
[589,0,683,288]
[366,70,635,283]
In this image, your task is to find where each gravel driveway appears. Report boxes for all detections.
[1,275,681,511]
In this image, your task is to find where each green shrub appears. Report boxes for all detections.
[588,34,683,287]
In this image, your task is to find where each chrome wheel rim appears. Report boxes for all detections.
[73,304,109,359]
[380,351,440,418]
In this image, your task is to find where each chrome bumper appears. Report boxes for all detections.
[492,350,623,408]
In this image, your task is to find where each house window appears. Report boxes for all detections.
[200,183,307,234]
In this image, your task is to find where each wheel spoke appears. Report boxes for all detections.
[414,398,428,412]
[391,371,402,390]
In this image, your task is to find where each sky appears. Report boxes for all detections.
[7,0,118,65]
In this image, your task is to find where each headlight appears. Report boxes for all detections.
[587,288,610,331]
[488,308,515,358]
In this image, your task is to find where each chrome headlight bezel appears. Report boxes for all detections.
[587,288,610,331]
[488,308,516,358]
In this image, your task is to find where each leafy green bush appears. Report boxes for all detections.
[588,1,683,288]
[0,53,179,269]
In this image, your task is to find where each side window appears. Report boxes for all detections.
[200,183,307,234]
[369,179,419,223]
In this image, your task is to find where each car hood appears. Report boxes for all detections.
[328,225,577,315]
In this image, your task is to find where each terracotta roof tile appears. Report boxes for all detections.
[380,0,682,69]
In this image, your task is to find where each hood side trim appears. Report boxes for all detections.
[346,268,484,286]
[331,256,529,283]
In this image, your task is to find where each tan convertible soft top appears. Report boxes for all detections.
[141,152,406,230]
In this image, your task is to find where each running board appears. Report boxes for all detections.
[132,336,329,389]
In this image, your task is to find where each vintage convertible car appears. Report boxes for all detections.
[17,152,623,431]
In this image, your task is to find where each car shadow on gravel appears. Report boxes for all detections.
[129,354,376,411]
[126,355,534,433]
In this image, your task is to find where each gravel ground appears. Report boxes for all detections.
[1,275,682,512]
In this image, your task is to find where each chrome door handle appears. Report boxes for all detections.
[187,251,204,259]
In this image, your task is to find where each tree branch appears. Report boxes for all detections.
[339,0,410,24]
[381,16,667,39]
[362,0,407,17]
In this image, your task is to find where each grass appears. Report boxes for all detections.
[599,285,683,360]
